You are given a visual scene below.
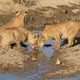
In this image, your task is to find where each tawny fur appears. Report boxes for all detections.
[27,30,39,48]
[38,20,80,49]
[0,27,38,49]
[0,9,27,31]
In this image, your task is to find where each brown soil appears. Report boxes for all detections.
[0,47,38,71]
[0,45,50,72]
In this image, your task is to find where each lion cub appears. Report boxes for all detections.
[0,27,27,49]
[27,30,39,49]
[0,9,28,31]
[38,20,80,49]
[0,27,38,49]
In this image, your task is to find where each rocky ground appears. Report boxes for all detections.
[0,45,49,72]
[0,46,38,71]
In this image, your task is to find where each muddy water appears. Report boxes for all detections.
[0,31,80,80]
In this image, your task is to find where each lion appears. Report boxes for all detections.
[38,20,80,50]
[0,27,39,49]
[17,27,39,49]
[0,27,28,49]
[27,30,39,49]
[0,9,28,31]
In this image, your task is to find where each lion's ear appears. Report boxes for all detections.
[15,11,18,13]
[41,36,45,41]
[25,11,28,13]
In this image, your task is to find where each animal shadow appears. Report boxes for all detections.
[63,37,80,47]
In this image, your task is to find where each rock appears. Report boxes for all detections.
[56,59,61,65]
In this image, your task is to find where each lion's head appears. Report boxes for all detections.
[28,31,39,49]
[38,35,45,48]
[15,9,28,16]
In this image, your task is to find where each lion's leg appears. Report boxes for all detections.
[61,36,74,48]
[74,39,77,44]
[13,32,25,50]
[0,38,10,48]
[16,41,22,49]
[53,34,60,50]
[53,40,60,49]
[61,28,78,49]
[73,38,77,44]
[16,41,25,50]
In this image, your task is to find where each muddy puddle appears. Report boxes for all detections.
[0,31,80,80]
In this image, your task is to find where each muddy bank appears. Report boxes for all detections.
[0,47,38,71]
[41,44,80,78]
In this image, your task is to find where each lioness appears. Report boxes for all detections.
[38,20,80,49]
[0,9,28,31]
[0,27,38,49]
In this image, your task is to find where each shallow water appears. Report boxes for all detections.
[0,31,80,80]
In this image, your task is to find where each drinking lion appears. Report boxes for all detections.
[0,27,38,49]
[38,20,80,49]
